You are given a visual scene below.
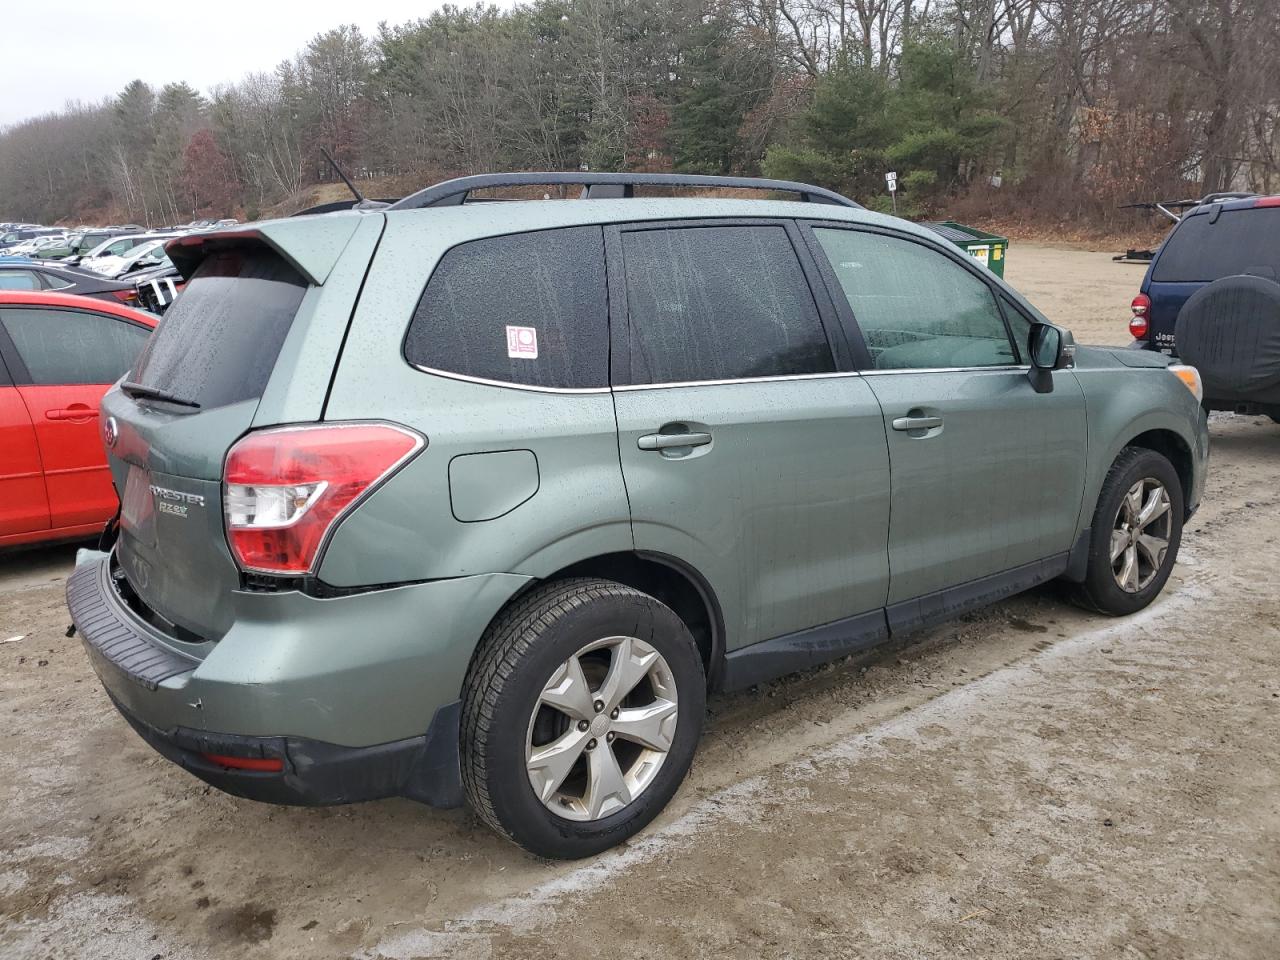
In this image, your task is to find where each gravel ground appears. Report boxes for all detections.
[2,244,1277,960]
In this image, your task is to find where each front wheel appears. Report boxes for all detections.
[1073,447,1184,616]
[461,578,705,859]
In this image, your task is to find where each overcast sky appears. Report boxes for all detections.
[0,0,497,128]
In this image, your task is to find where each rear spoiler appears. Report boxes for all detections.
[163,214,367,285]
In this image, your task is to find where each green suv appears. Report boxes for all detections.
[68,173,1209,859]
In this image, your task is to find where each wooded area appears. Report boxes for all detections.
[0,0,1276,229]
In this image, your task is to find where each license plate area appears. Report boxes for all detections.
[120,465,156,546]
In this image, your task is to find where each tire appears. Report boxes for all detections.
[460,577,705,859]
[1175,274,1280,400]
[1073,447,1184,616]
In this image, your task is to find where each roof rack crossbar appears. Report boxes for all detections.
[388,172,861,211]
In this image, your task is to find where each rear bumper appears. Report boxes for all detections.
[109,689,463,806]
[68,554,531,807]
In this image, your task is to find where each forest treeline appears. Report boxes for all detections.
[0,0,1276,228]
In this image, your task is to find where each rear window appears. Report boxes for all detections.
[404,226,608,390]
[130,247,307,409]
[1153,207,1280,283]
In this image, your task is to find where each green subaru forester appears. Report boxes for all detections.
[68,173,1208,859]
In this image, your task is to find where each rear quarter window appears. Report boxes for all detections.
[404,226,608,390]
[129,247,307,409]
[1152,207,1280,283]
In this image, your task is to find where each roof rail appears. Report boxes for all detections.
[388,172,861,210]
[1199,191,1258,205]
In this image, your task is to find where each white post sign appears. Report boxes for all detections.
[885,171,898,193]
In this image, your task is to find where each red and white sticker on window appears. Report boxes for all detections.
[506,325,539,359]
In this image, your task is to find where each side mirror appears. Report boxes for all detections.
[1027,322,1074,393]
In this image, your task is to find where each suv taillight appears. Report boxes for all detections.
[223,423,424,575]
[1129,293,1151,339]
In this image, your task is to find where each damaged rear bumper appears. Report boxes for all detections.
[67,554,531,808]
[108,690,462,807]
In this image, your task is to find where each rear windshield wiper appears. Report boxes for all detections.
[120,381,201,409]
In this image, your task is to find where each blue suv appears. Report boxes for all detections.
[1131,193,1280,419]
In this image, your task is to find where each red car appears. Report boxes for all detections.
[0,290,157,548]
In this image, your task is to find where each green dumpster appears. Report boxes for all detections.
[923,221,1009,277]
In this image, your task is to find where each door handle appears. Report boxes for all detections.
[891,416,942,432]
[638,431,713,451]
[46,406,99,421]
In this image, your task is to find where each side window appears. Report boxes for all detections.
[620,225,833,384]
[999,294,1034,363]
[812,228,1016,370]
[0,308,150,385]
[0,271,41,291]
[41,272,74,291]
[404,226,607,389]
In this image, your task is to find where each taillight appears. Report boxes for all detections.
[1254,196,1280,208]
[223,423,424,575]
[110,289,137,302]
[1129,293,1151,339]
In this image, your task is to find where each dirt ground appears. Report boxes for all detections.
[3,244,1278,960]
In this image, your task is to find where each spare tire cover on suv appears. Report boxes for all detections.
[1175,274,1280,397]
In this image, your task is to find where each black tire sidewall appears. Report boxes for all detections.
[1084,450,1184,615]
[475,587,705,859]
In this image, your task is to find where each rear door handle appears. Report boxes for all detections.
[46,406,99,421]
[891,416,942,431]
[638,431,713,451]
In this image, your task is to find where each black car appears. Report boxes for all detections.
[1131,192,1280,419]
[130,262,185,313]
[0,261,139,303]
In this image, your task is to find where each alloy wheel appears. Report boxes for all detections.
[1110,477,1172,593]
[525,635,678,822]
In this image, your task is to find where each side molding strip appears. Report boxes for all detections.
[885,552,1070,635]
[720,609,889,692]
[719,551,1072,691]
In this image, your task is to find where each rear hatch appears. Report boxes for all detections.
[102,214,377,641]
[1144,202,1280,354]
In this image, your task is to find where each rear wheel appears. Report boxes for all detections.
[461,578,705,859]
[1073,447,1183,616]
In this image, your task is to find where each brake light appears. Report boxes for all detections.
[223,423,424,574]
[1129,293,1151,339]
[110,289,137,302]
[1254,196,1280,208]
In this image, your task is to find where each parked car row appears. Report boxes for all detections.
[0,221,202,313]
[0,218,236,272]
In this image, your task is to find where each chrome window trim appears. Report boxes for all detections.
[407,362,611,395]
[409,361,1034,394]
[860,365,1030,376]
